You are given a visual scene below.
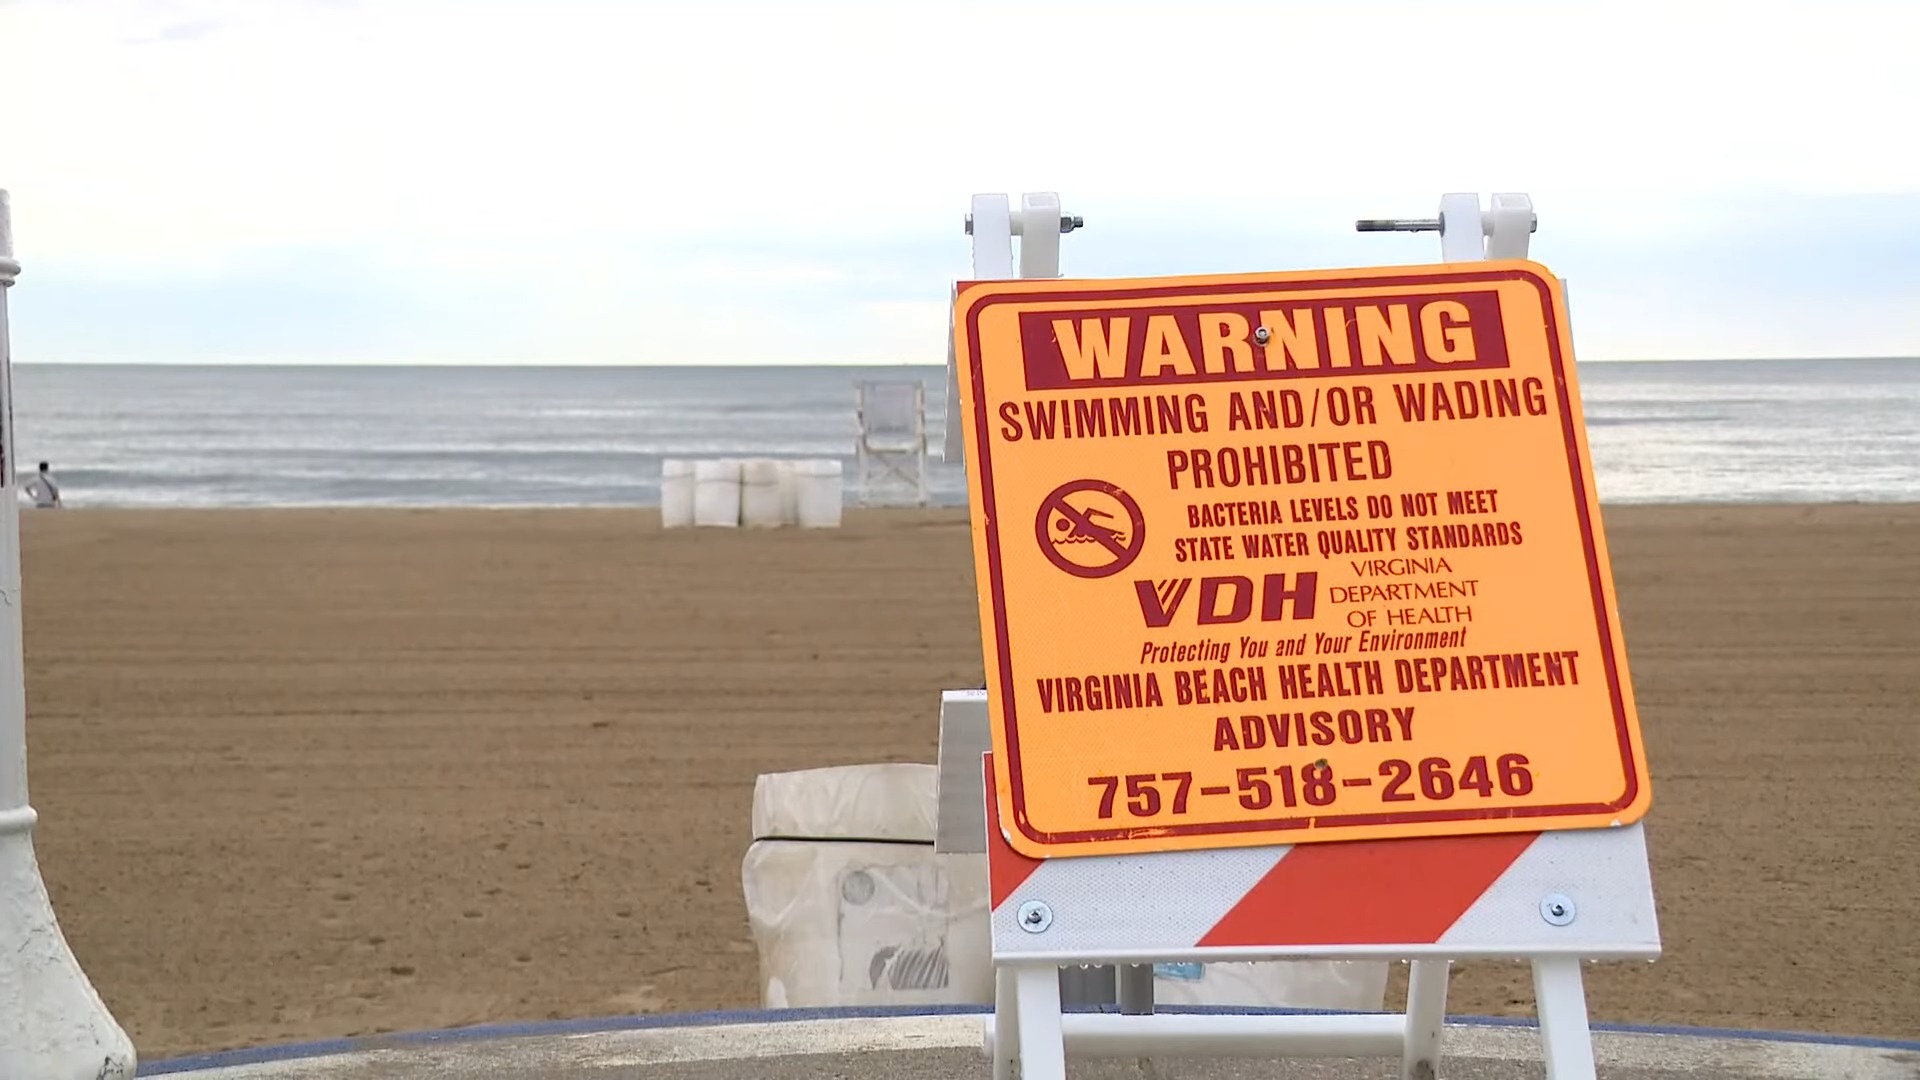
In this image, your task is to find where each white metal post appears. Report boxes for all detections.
[1401,958,1451,1080]
[942,195,1012,466]
[1532,957,1599,1080]
[1014,193,1062,281]
[1437,193,1489,262]
[1483,193,1536,259]
[990,964,1020,1080]
[0,189,139,1080]
[1012,964,1067,1080]
[943,192,1078,465]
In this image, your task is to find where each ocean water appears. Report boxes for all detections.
[7,358,1918,509]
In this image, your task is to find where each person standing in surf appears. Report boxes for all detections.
[21,461,61,508]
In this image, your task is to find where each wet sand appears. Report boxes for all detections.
[17,503,1920,1058]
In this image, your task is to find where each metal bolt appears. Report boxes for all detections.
[1355,217,1443,233]
[1540,893,1576,926]
[1354,216,1537,234]
[1017,900,1053,933]
[1253,326,1271,346]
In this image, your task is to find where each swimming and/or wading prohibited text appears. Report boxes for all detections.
[953,261,1652,859]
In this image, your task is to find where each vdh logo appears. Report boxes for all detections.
[1134,573,1319,628]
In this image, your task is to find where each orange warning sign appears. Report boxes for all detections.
[953,260,1651,859]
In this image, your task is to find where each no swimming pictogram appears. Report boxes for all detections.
[1035,479,1145,578]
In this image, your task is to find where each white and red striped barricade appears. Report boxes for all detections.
[975,747,1657,1080]
[939,192,1661,1080]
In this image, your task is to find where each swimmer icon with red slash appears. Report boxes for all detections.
[1035,479,1146,579]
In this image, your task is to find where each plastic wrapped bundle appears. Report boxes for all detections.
[742,763,990,1008]
[794,459,843,528]
[776,461,799,526]
[659,459,695,528]
[741,841,991,1008]
[692,459,741,527]
[740,458,785,528]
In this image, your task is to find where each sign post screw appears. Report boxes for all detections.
[1540,893,1577,926]
[1017,900,1054,933]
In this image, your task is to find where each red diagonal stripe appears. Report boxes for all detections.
[983,753,1043,910]
[1198,832,1540,947]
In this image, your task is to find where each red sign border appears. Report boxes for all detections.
[959,265,1643,852]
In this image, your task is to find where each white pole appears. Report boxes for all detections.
[0,190,20,823]
[0,189,138,1080]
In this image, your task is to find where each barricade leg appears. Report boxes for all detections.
[991,965,1020,1080]
[1532,956,1598,1080]
[1401,959,1450,1080]
[1013,963,1067,1080]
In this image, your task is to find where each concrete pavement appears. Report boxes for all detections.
[139,1008,1920,1079]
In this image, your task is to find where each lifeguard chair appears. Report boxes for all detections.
[853,379,929,507]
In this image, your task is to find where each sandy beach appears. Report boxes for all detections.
[17,503,1920,1060]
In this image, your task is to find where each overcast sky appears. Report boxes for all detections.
[2,0,1916,365]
